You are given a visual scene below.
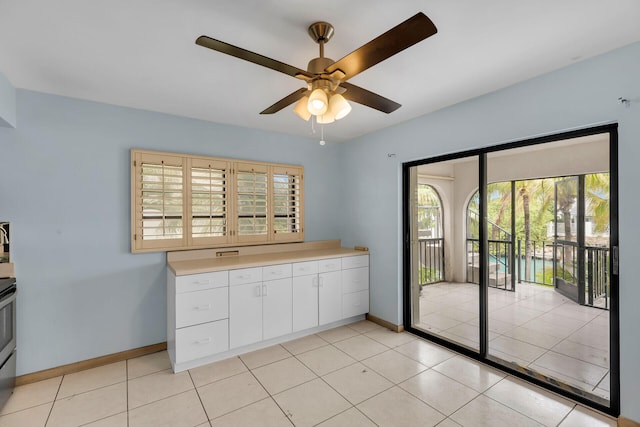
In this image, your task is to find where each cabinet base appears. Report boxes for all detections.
[170,314,366,373]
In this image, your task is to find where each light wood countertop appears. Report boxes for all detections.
[168,247,367,276]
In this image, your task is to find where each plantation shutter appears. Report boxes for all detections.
[132,152,186,251]
[131,149,304,252]
[235,162,269,243]
[188,158,231,246]
[271,166,304,242]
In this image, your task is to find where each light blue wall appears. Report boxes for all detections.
[338,41,640,419]
[2,41,639,419]
[0,72,16,128]
[0,90,342,375]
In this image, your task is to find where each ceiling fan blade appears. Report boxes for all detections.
[196,36,314,79]
[325,12,437,81]
[341,82,401,113]
[260,88,308,114]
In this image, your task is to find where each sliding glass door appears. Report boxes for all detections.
[407,155,480,350]
[403,125,618,415]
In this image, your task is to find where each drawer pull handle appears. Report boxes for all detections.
[312,277,319,288]
[193,304,212,311]
[194,337,212,345]
[352,279,361,283]
[193,280,210,286]
[255,285,262,297]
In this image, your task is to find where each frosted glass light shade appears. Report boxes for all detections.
[316,110,335,124]
[307,88,328,115]
[329,93,352,120]
[293,96,311,121]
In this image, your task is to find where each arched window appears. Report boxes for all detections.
[417,184,443,239]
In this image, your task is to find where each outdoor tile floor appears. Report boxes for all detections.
[0,320,616,426]
[417,282,610,401]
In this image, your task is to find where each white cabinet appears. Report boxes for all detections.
[292,261,319,332]
[168,252,369,372]
[319,269,342,325]
[262,277,292,340]
[229,281,263,348]
[341,255,369,318]
[292,258,343,329]
[229,264,292,349]
[175,320,229,363]
[168,269,230,368]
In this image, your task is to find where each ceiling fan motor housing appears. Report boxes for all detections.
[307,56,334,74]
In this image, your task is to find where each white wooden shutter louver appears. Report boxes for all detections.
[138,159,183,242]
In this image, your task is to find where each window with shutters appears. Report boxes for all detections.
[272,166,304,242]
[132,152,186,251]
[235,163,269,242]
[131,150,304,253]
[189,158,231,246]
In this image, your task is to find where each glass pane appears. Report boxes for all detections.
[486,135,611,406]
[236,168,268,236]
[272,172,301,234]
[190,165,227,239]
[409,156,479,350]
[139,161,183,240]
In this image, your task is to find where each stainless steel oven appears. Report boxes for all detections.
[0,278,16,410]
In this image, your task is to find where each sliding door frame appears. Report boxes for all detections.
[402,123,619,416]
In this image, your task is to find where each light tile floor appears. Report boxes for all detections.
[417,282,611,400]
[0,320,616,427]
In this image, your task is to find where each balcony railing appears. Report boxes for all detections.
[418,238,444,286]
[466,238,514,291]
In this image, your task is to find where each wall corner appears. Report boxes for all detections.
[0,72,17,128]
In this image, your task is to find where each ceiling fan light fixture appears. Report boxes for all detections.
[329,93,352,120]
[316,110,335,124]
[293,96,311,121]
[308,88,328,115]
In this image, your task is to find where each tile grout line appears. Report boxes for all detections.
[236,354,295,426]
[187,368,213,425]
[308,329,387,427]
[479,386,564,426]
[43,372,64,427]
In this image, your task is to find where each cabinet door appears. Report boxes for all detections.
[342,267,369,294]
[175,287,228,329]
[319,271,342,325]
[292,275,318,332]
[262,278,292,340]
[229,282,263,348]
[343,290,369,318]
[175,319,229,364]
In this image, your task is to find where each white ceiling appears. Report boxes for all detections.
[1,1,639,143]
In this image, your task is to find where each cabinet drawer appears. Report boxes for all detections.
[342,267,369,294]
[292,261,318,277]
[318,257,341,273]
[176,271,228,293]
[176,287,228,328]
[175,319,228,363]
[229,267,262,286]
[263,263,292,281]
[343,290,369,318]
[341,255,369,270]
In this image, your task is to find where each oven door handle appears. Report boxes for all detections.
[0,290,16,311]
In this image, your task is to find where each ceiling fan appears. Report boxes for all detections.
[195,12,437,123]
